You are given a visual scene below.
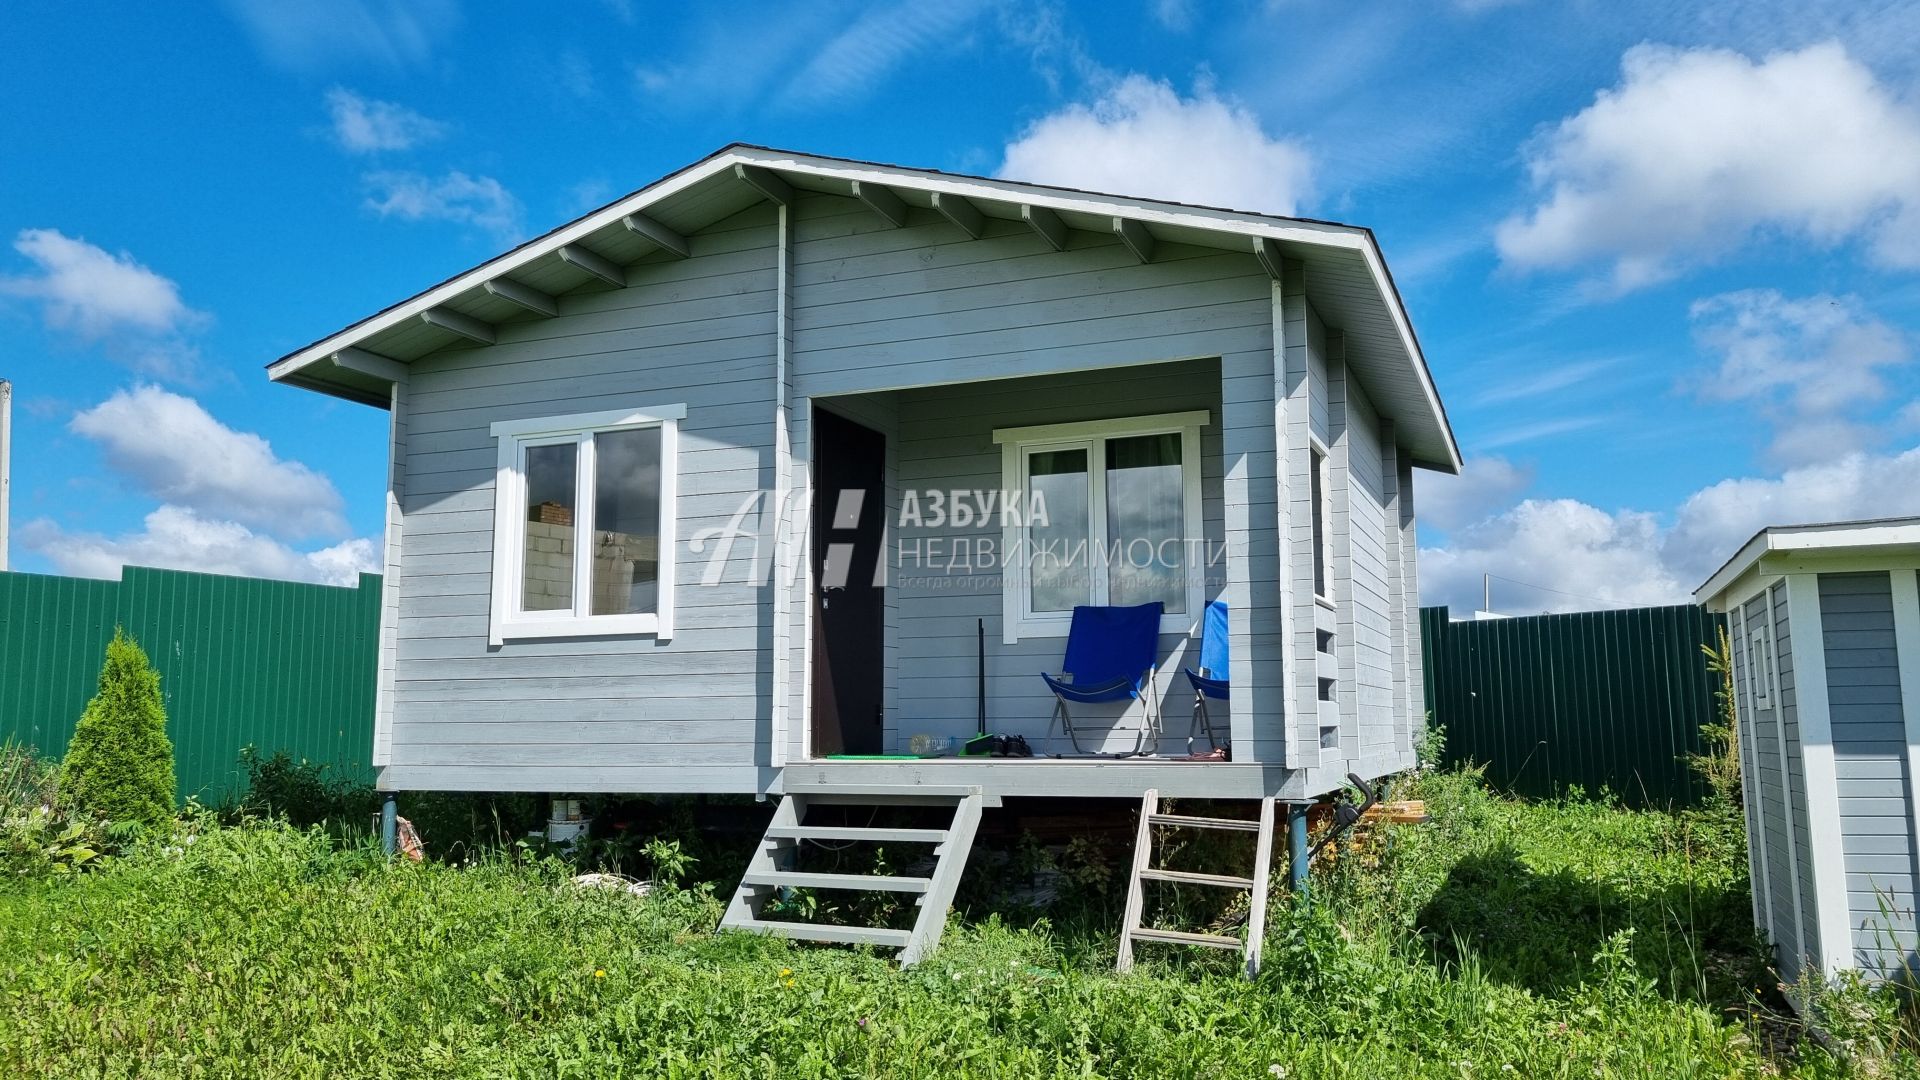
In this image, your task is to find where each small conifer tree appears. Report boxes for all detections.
[63,628,175,826]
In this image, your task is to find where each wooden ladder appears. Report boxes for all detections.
[1117,789,1277,978]
[719,786,984,966]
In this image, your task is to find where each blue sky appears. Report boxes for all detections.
[4,0,1919,612]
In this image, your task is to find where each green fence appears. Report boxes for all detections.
[1420,604,1725,807]
[0,566,381,804]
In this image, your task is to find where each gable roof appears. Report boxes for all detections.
[268,143,1461,472]
[1694,515,1920,608]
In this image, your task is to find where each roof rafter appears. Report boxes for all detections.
[1114,217,1155,264]
[852,181,908,227]
[1021,204,1067,252]
[623,212,689,257]
[420,307,495,345]
[482,277,558,317]
[931,192,985,239]
[330,346,407,383]
[1253,237,1286,282]
[558,244,626,287]
[735,163,793,206]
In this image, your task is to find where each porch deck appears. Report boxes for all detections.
[777,757,1318,801]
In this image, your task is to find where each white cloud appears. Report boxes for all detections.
[364,170,520,240]
[1689,289,1910,465]
[23,506,377,588]
[1418,447,1920,613]
[1664,448,1920,582]
[223,0,459,70]
[1496,42,1920,290]
[783,1,990,107]
[1419,455,1533,532]
[1151,0,1193,31]
[70,385,348,539]
[999,75,1313,215]
[1421,498,1683,614]
[0,229,205,376]
[325,87,444,152]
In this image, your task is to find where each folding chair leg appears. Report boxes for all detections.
[1050,697,1091,755]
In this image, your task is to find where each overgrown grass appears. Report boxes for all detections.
[0,771,1911,1077]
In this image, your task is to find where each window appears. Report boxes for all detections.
[1745,620,1775,710]
[1310,443,1331,602]
[994,410,1207,642]
[488,405,683,644]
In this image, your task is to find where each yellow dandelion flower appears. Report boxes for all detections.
[594,969,606,979]
[780,968,793,977]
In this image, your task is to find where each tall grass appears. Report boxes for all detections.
[0,771,1904,1077]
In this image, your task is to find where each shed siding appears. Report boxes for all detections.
[1743,591,1804,976]
[388,202,780,779]
[1773,581,1823,972]
[1819,572,1919,975]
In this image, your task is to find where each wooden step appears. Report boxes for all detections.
[763,825,951,844]
[1138,868,1257,889]
[1128,926,1243,950]
[740,869,933,894]
[722,917,912,949]
[1147,812,1260,832]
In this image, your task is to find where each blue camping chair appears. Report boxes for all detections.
[1182,600,1229,752]
[1041,602,1165,756]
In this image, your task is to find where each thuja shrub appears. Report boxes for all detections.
[62,628,175,828]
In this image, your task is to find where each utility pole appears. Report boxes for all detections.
[0,378,10,573]
[1482,572,1491,615]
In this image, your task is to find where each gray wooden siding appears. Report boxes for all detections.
[1819,572,1919,975]
[782,190,1280,762]
[880,360,1226,755]
[1773,581,1823,973]
[1743,591,1804,977]
[1339,365,1396,762]
[376,186,1429,793]
[1281,260,1322,767]
[1395,453,1424,753]
[387,201,780,780]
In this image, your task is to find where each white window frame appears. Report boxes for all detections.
[993,410,1208,644]
[1309,436,1334,607]
[488,404,684,645]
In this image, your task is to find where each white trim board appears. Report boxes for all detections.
[1785,572,1858,977]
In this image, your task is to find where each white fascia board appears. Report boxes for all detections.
[1698,519,1920,607]
[267,151,749,384]
[1695,531,1777,609]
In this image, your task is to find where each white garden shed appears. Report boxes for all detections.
[1696,517,1920,983]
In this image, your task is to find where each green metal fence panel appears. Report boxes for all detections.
[0,566,380,804]
[1420,604,1724,808]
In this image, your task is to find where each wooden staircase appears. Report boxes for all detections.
[719,786,983,966]
[1117,789,1277,978]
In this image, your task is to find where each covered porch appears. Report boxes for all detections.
[791,355,1296,776]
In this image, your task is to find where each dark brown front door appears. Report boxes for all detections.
[810,407,886,756]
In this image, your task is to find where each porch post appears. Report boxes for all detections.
[380,793,397,856]
[1287,802,1310,894]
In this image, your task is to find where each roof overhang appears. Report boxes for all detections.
[267,143,1461,472]
[1694,515,1920,610]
